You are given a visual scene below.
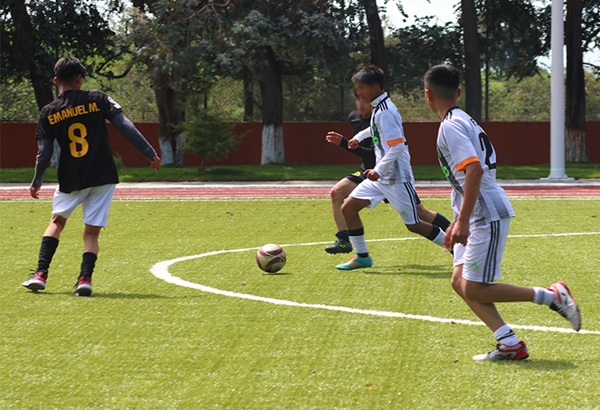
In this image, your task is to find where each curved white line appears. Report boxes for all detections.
[150,233,600,335]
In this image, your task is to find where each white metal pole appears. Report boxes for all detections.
[546,0,568,179]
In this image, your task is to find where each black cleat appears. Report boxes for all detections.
[325,239,353,254]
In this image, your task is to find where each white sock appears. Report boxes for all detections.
[349,235,368,255]
[532,287,555,306]
[494,324,520,347]
[432,229,445,247]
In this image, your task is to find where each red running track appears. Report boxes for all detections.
[1,185,599,200]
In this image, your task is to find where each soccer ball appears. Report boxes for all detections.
[256,244,287,273]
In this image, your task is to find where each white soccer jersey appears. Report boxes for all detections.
[355,93,414,184]
[436,107,515,226]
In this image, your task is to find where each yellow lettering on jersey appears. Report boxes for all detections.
[47,103,97,125]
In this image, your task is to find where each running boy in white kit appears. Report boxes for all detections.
[424,64,581,360]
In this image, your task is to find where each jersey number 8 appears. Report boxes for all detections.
[68,123,89,158]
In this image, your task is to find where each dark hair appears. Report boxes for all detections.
[424,65,461,100]
[54,57,87,84]
[352,65,385,89]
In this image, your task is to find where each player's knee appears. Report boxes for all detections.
[330,186,346,202]
[451,275,463,295]
[405,223,419,233]
[341,201,355,218]
[464,282,486,302]
[51,215,67,229]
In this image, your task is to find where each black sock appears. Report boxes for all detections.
[336,230,349,242]
[358,252,369,258]
[426,225,441,241]
[80,252,98,277]
[432,213,451,232]
[37,236,59,272]
[347,227,365,237]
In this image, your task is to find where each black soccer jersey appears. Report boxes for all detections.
[342,110,375,171]
[35,90,122,193]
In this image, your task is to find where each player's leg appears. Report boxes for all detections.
[335,180,384,270]
[451,263,529,361]
[382,182,446,248]
[76,184,117,296]
[326,176,359,254]
[460,219,581,330]
[22,189,83,292]
[416,202,451,232]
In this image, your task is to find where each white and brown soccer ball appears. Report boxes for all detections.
[256,244,287,273]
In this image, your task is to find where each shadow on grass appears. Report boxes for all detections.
[264,271,292,276]
[488,359,576,370]
[23,290,195,299]
[365,264,451,279]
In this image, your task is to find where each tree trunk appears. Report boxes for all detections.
[153,72,185,166]
[565,0,588,163]
[460,0,482,123]
[242,67,254,121]
[8,0,54,110]
[360,0,388,88]
[258,48,285,164]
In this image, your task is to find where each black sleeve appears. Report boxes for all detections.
[102,93,123,121]
[338,136,374,162]
[31,138,54,188]
[110,113,158,161]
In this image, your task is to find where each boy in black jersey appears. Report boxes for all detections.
[22,57,161,296]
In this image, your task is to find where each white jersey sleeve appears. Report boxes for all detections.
[354,127,371,142]
[373,109,407,177]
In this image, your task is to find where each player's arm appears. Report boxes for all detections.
[370,111,406,179]
[347,128,371,149]
[30,114,54,199]
[110,113,161,170]
[449,161,483,247]
[442,120,482,248]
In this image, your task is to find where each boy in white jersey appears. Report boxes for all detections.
[329,65,449,270]
[424,65,581,360]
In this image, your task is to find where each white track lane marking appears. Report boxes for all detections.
[151,232,600,335]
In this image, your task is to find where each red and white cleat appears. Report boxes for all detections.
[473,341,529,361]
[548,281,581,331]
[22,271,47,292]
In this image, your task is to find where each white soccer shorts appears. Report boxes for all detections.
[52,184,117,228]
[349,179,420,225]
[453,218,511,283]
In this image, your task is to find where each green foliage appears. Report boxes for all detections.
[0,0,115,82]
[0,79,39,122]
[183,110,240,170]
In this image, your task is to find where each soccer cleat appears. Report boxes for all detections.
[336,255,373,271]
[74,275,92,297]
[22,270,48,292]
[548,281,581,331]
[325,239,353,254]
[472,341,529,361]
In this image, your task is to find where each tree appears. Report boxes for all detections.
[565,0,587,163]
[231,1,350,164]
[1,0,115,109]
[459,0,482,123]
[125,0,238,165]
[360,0,387,87]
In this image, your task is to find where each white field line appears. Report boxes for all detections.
[150,233,600,335]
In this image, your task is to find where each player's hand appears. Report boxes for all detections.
[30,186,41,199]
[348,138,360,150]
[325,132,344,146]
[365,169,380,181]
[150,156,161,170]
[447,220,470,249]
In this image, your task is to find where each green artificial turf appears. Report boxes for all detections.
[1,198,599,408]
[1,163,599,183]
